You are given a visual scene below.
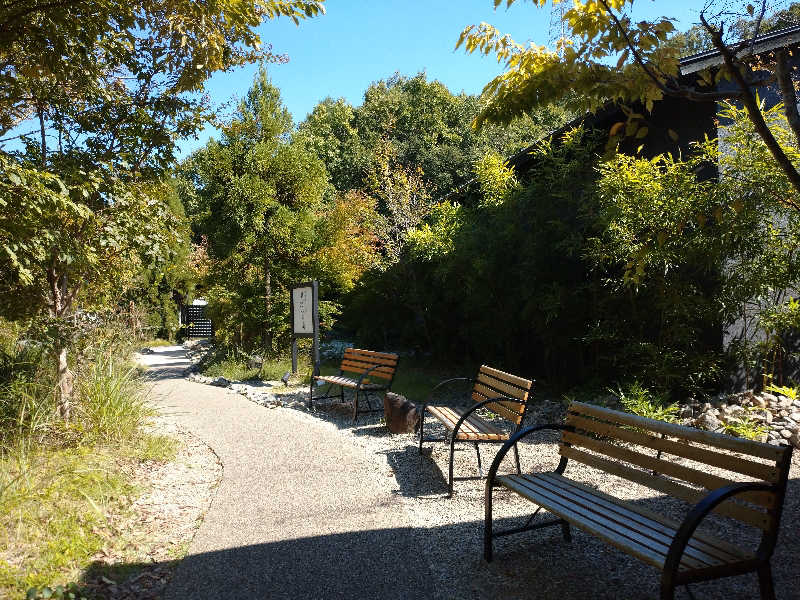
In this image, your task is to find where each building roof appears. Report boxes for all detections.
[679,24,800,75]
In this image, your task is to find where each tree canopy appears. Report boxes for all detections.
[459,0,800,199]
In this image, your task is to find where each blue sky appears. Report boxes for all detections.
[182,0,707,157]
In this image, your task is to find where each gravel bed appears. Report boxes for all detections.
[264,387,800,600]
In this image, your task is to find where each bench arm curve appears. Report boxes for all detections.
[423,377,473,407]
[662,481,778,581]
[356,364,387,388]
[486,423,573,490]
[449,396,517,444]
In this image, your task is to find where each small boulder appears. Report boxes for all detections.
[383,393,420,434]
[695,412,721,431]
[211,376,230,387]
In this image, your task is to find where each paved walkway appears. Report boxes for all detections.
[142,347,439,599]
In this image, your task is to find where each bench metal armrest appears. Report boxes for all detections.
[486,423,573,489]
[663,482,778,579]
[450,396,513,437]
[419,377,472,417]
[356,364,386,389]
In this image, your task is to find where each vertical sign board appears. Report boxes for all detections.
[290,280,320,374]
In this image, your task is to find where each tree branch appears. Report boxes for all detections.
[775,49,800,147]
[598,0,671,95]
[701,13,800,202]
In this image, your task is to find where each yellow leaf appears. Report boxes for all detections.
[636,126,649,139]
[667,128,679,142]
[609,121,625,137]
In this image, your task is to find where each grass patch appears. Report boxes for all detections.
[139,339,175,348]
[0,445,136,595]
[129,433,180,462]
[201,349,259,381]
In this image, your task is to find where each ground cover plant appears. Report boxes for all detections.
[0,319,177,597]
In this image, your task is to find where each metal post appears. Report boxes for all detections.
[312,280,320,376]
[291,339,298,374]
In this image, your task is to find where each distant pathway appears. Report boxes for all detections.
[141,347,439,599]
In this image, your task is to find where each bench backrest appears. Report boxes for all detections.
[472,365,534,426]
[340,348,399,382]
[560,401,793,531]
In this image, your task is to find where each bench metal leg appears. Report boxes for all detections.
[448,431,458,497]
[484,480,494,562]
[758,564,776,600]
[475,443,483,478]
[561,520,571,542]
[418,409,426,454]
[352,388,359,422]
[307,379,314,409]
[512,443,521,474]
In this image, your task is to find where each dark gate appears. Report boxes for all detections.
[183,305,213,339]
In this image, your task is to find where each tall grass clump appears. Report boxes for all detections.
[0,316,174,597]
[75,355,153,444]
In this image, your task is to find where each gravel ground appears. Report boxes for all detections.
[271,386,800,600]
[142,347,800,599]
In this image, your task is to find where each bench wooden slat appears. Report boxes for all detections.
[499,474,708,570]
[561,430,775,508]
[340,356,398,371]
[427,406,506,440]
[471,390,523,424]
[569,401,784,461]
[313,375,387,389]
[504,473,751,569]
[540,474,751,564]
[559,445,772,530]
[526,474,738,568]
[475,372,530,401]
[566,413,780,483]
[538,473,753,559]
[344,348,399,364]
[479,365,532,389]
[339,361,395,380]
[472,382,525,411]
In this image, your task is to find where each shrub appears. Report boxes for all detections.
[610,381,679,423]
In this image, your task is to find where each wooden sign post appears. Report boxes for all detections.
[290,280,320,375]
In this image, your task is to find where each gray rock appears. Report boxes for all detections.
[211,376,230,387]
[791,431,800,449]
[780,429,793,439]
[762,392,778,404]
[752,396,768,408]
[695,412,721,431]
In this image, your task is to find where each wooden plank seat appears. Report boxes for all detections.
[485,401,794,600]
[308,348,399,422]
[418,365,534,496]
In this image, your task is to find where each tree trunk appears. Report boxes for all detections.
[47,264,78,421]
[263,259,272,354]
[56,345,74,420]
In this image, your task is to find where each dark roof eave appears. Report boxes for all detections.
[679,24,800,75]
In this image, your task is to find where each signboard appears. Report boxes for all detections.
[290,280,319,374]
[291,285,314,335]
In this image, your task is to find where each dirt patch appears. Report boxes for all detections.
[82,417,222,600]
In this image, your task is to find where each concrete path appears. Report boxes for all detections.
[141,347,439,599]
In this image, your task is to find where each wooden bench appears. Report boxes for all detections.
[418,365,534,496]
[308,348,399,422]
[484,401,794,600]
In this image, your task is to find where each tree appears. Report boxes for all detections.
[180,69,329,353]
[458,0,800,203]
[0,0,325,418]
[299,73,568,199]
